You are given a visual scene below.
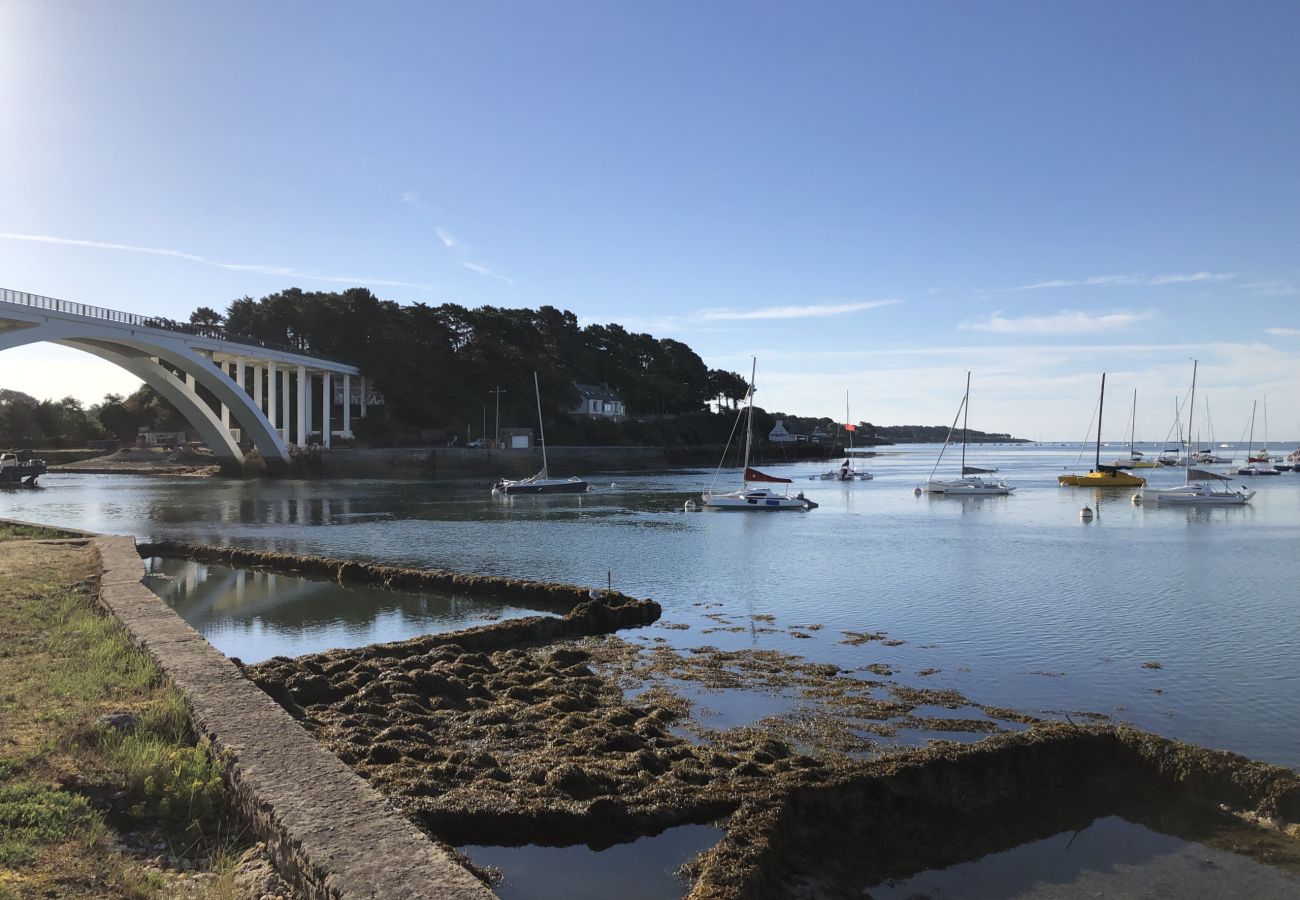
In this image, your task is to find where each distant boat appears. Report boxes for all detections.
[1062,374,1145,487]
[0,452,46,486]
[921,372,1013,495]
[1108,391,1159,469]
[811,390,872,481]
[1142,361,1254,506]
[492,372,592,495]
[703,358,817,510]
[1237,400,1279,476]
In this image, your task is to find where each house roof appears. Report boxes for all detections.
[574,383,622,402]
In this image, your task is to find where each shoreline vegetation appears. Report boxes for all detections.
[2,290,1031,456]
[0,527,290,899]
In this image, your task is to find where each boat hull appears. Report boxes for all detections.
[495,478,591,495]
[923,478,1013,495]
[702,489,816,510]
[1058,470,1146,487]
[1140,484,1255,505]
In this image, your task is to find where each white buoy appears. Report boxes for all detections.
[1080,505,1094,520]
[684,499,697,511]
[1131,493,1143,504]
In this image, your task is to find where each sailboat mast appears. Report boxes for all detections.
[742,357,756,484]
[960,371,971,474]
[1247,400,1256,458]
[533,371,548,476]
[1185,360,1197,485]
[1129,389,1137,460]
[1263,396,1269,452]
[846,389,853,453]
[1095,372,1105,469]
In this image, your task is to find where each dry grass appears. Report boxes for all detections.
[0,537,244,899]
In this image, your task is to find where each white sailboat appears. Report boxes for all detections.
[921,372,1013,495]
[1236,399,1279,476]
[1140,361,1254,506]
[1108,389,1159,469]
[811,390,873,481]
[703,359,817,510]
[492,372,592,495]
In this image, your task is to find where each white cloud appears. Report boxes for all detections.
[435,226,463,250]
[0,231,433,291]
[1265,327,1300,337]
[461,261,514,284]
[697,299,903,321]
[1242,280,1298,298]
[960,309,1152,335]
[1008,271,1235,291]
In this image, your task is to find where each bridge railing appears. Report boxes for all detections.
[0,287,353,365]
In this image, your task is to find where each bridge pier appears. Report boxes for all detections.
[1,288,367,475]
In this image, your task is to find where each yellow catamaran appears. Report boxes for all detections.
[1059,373,1146,488]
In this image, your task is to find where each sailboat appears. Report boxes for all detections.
[1060,374,1145,487]
[1238,398,1280,476]
[1108,389,1158,469]
[492,372,592,494]
[921,372,1013,495]
[1140,361,1255,506]
[811,390,872,481]
[1190,398,1231,464]
[703,359,817,510]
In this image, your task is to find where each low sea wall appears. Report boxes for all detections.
[137,540,642,611]
[92,534,496,899]
[316,445,670,479]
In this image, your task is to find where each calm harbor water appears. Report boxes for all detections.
[4,443,1298,770]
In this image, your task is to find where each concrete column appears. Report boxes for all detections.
[296,365,307,446]
[304,373,313,436]
[280,368,290,442]
[235,357,245,392]
[267,363,278,430]
[360,377,367,417]
[342,374,351,437]
[321,372,331,449]
[253,364,263,411]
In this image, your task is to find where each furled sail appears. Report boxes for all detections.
[962,465,998,475]
[744,467,792,484]
[1187,468,1232,481]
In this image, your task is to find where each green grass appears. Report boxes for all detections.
[0,781,103,867]
[0,540,243,897]
[0,523,73,541]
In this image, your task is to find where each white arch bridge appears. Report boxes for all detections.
[1,288,370,473]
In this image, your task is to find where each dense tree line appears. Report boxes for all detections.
[185,289,752,444]
[0,388,185,448]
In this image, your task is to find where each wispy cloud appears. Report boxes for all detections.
[435,226,462,250]
[960,309,1152,335]
[697,299,903,321]
[461,261,514,284]
[1241,280,1297,298]
[1265,327,1300,337]
[0,231,433,291]
[1006,271,1235,292]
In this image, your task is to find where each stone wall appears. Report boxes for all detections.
[92,534,495,900]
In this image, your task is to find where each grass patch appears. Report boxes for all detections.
[0,540,247,897]
[0,522,73,542]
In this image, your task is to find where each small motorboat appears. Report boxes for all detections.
[0,452,46,486]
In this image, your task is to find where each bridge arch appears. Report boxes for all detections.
[1,290,364,473]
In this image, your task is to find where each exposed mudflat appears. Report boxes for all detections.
[227,548,1300,898]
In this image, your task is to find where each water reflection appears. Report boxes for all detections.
[145,558,557,662]
[5,444,1299,766]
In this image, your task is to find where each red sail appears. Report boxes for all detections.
[744,467,792,484]
[843,423,857,431]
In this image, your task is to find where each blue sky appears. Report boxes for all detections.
[1,0,1297,440]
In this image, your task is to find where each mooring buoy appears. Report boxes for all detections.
[1080,505,1094,520]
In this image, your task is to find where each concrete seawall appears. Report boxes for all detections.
[317,445,670,479]
[92,534,494,900]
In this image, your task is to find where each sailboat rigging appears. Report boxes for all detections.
[492,372,592,495]
[1140,361,1255,506]
[811,390,873,481]
[921,372,1013,495]
[1059,373,1145,487]
[703,359,817,510]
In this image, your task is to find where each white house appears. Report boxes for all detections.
[572,383,626,420]
[768,420,808,443]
